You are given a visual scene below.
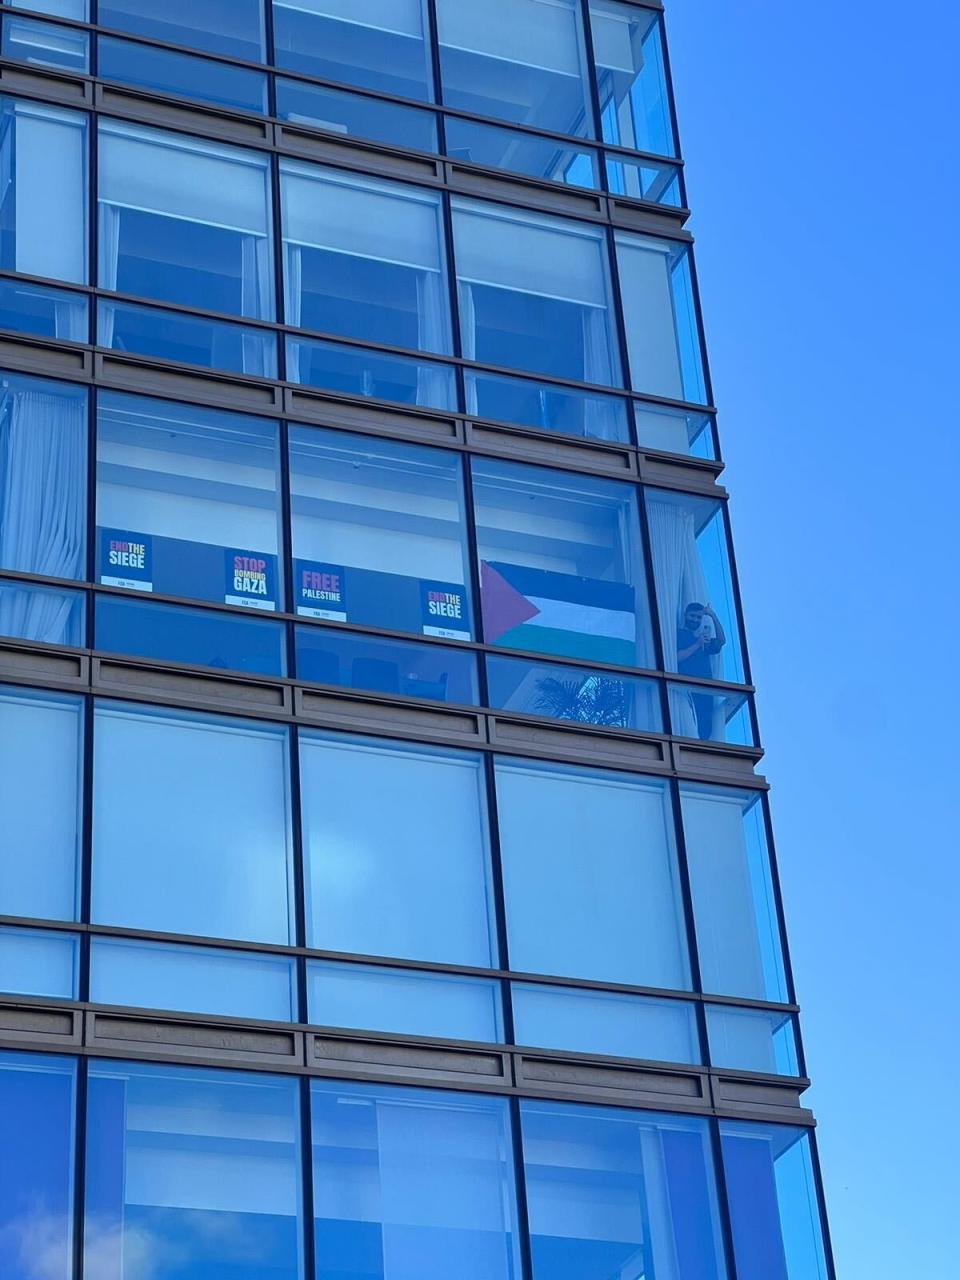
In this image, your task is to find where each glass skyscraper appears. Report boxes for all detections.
[0,1,834,1277]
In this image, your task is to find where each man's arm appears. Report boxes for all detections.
[677,634,705,662]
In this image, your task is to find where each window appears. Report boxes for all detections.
[0,925,79,998]
[0,277,87,344]
[287,335,458,409]
[2,14,89,72]
[92,703,294,944]
[680,783,789,1002]
[706,1005,800,1077]
[300,733,497,966]
[521,1100,728,1280]
[437,0,594,137]
[98,120,274,321]
[272,0,434,102]
[0,1051,76,1280]
[472,457,652,666]
[98,37,269,113]
[276,78,438,152]
[634,400,716,458]
[85,1060,304,1280]
[96,391,282,611]
[290,426,472,639]
[495,758,690,988]
[589,1,677,157]
[0,578,85,647]
[668,682,755,746]
[312,1079,521,1280]
[486,654,662,732]
[452,199,622,402]
[296,626,478,704]
[464,367,630,442]
[98,0,266,63]
[98,298,278,377]
[7,0,88,17]
[0,96,88,289]
[0,687,82,922]
[444,116,598,189]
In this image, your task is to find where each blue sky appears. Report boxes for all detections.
[664,1,960,1274]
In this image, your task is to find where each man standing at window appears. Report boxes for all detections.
[677,602,726,738]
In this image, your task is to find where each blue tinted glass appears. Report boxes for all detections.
[445,117,598,188]
[296,625,477,703]
[273,0,434,102]
[720,1122,829,1280]
[590,1,676,156]
[606,153,682,206]
[8,0,87,17]
[487,655,662,731]
[92,703,294,944]
[0,926,79,998]
[98,36,268,113]
[301,732,497,966]
[281,161,452,355]
[86,1060,303,1280]
[634,400,716,458]
[453,197,621,386]
[521,1100,728,1280]
[512,983,700,1063]
[681,784,789,1002]
[277,78,437,152]
[312,1079,521,1280]
[669,682,755,745]
[0,686,82,921]
[90,937,298,1021]
[308,961,502,1041]
[0,1051,76,1280]
[287,336,458,411]
[2,15,88,70]
[0,277,87,343]
[0,578,85,646]
[465,367,630,442]
[98,300,278,376]
[707,1005,800,1076]
[98,0,266,62]
[495,758,690,988]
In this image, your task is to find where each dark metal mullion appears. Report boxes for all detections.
[757,791,802,1011]
[298,1073,318,1280]
[577,0,608,192]
[71,1055,89,1280]
[263,0,278,117]
[509,1095,536,1280]
[708,1117,744,1280]
[666,777,707,1015]
[808,1128,840,1280]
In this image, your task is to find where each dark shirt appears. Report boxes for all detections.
[677,627,722,678]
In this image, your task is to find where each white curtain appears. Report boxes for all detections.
[97,201,122,348]
[581,305,621,440]
[459,281,479,413]
[415,272,450,407]
[283,244,303,382]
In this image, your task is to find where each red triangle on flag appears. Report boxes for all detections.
[480,562,540,642]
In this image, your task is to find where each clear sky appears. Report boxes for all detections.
[663,1,960,1274]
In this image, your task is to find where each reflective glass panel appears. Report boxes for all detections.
[0,926,79,998]
[0,1051,76,1280]
[85,1060,304,1280]
[487,654,661,731]
[707,1005,800,1077]
[273,0,434,102]
[445,116,598,188]
[590,1,676,156]
[2,15,89,71]
[308,961,503,1042]
[290,426,472,639]
[681,783,789,1002]
[99,36,269,113]
[495,758,690,988]
[296,625,478,704]
[312,1079,521,1280]
[647,488,745,684]
[8,0,87,16]
[96,391,282,610]
[0,577,84,647]
[465,367,630,442]
[521,1100,728,1280]
[720,1122,830,1280]
[0,96,88,284]
[0,686,82,921]
[0,276,87,343]
[98,120,275,320]
[634,399,716,458]
[98,299,278,377]
[90,937,299,1021]
[98,0,266,63]
[607,153,682,206]
[92,703,294,944]
[301,732,497,966]
[452,197,621,387]
[669,681,755,746]
[472,457,652,665]
[437,0,594,138]
[276,78,437,152]
[287,335,457,411]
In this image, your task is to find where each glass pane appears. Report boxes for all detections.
[96,595,286,676]
[277,78,437,152]
[512,983,700,1064]
[96,391,282,610]
[445,116,598,188]
[0,97,88,284]
[681,783,789,1002]
[720,1122,830,1280]
[617,232,705,402]
[90,937,298,1021]
[290,425,472,638]
[0,686,82,921]
[647,488,745,683]
[312,1079,521,1280]
[437,0,594,137]
[272,0,434,102]
[0,578,85,647]
[85,1061,304,1280]
[8,0,87,17]
[98,299,278,376]
[98,36,269,113]
[452,197,621,386]
[296,625,478,704]
[707,1005,800,1076]
[465,367,630,442]
[486,654,661,731]
[287,335,457,411]
[606,153,682,206]
[308,961,503,1041]
[2,15,89,70]
[281,160,452,354]
[634,400,716,458]
[0,1051,76,1280]
[92,702,294,944]
[98,0,266,62]
[0,277,87,343]
[0,926,79,998]
[472,457,652,666]
[590,1,676,156]
[521,1100,728,1280]
[301,732,497,966]
[495,757,690,988]
[669,682,755,745]
[98,119,274,320]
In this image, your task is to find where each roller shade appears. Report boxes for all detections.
[615,231,683,399]
[590,1,652,74]
[12,102,86,283]
[438,0,581,77]
[274,0,424,38]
